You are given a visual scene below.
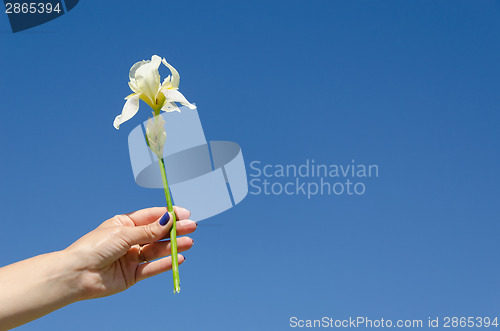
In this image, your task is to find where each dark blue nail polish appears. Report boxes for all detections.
[159,212,170,226]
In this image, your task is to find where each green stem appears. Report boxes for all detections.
[158,157,180,293]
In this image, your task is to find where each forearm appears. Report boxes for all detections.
[0,250,83,330]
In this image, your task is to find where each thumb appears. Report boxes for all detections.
[121,212,173,245]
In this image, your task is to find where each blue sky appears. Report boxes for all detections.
[1,0,500,330]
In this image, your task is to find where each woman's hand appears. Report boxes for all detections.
[66,206,196,300]
[0,206,196,330]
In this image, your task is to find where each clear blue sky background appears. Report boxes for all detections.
[1,1,500,330]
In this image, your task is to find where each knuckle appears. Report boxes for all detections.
[114,227,126,237]
[109,215,123,226]
[144,224,159,240]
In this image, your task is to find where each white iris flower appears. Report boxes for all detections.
[113,55,195,129]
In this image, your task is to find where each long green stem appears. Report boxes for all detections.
[158,157,180,293]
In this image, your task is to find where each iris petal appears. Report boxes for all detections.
[113,94,141,129]
[162,89,196,110]
[129,60,148,81]
[134,55,162,105]
[161,101,181,113]
[161,58,180,89]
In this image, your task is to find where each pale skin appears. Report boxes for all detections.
[0,206,196,330]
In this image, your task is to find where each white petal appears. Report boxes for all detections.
[129,60,148,81]
[162,89,196,109]
[134,55,162,105]
[161,75,172,89]
[113,94,141,129]
[128,80,140,94]
[161,58,180,89]
[161,101,181,113]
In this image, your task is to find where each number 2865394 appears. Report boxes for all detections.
[5,2,62,14]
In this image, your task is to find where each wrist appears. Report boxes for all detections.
[45,250,88,304]
[60,247,108,301]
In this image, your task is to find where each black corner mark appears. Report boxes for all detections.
[4,0,79,33]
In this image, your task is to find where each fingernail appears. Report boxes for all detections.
[195,221,198,228]
[159,212,170,226]
[191,239,195,245]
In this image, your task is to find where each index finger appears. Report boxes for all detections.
[125,206,191,226]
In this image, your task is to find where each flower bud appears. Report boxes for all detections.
[146,114,167,158]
